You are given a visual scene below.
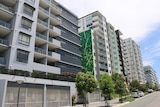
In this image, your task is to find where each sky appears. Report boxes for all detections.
[57,0,160,82]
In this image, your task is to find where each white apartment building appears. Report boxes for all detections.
[144,65,159,85]
[0,0,82,107]
[78,11,112,78]
[123,38,145,83]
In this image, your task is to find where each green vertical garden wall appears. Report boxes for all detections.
[79,30,93,73]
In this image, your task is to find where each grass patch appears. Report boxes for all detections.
[122,96,135,102]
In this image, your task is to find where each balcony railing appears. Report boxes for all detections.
[0,20,11,29]
[49,25,61,35]
[51,3,62,12]
[35,47,46,55]
[38,19,48,27]
[99,63,108,69]
[50,13,61,22]
[0,3,14,13]
[0,57,5,65]
[36,32,47,40]
[39,6,49,15]
[0,38,8,45]
[41,0,50,3]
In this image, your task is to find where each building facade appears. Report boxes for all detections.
[78,11,112,79]
[144,66,159,86]
[123,38,145,83]
[107,23,122,74]
[0,0,82,107]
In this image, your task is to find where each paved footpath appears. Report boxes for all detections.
[71,98,129,107]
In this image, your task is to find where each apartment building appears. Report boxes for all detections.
[0,0,81,107]
[79,11,112,79]
[123,38,145,83]
[144,66,159,86]
[107,23,122,74]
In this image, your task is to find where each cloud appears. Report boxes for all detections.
[142,40,160,66]
[57,0,160,42]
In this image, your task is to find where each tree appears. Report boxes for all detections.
[146,81,153,89]
[99,73,115,107]
[129,80,140,92]
[139,84,147,92]
[112,73,126,103]
[75,72,97,107]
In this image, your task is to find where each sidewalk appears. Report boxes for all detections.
[71,98,129,107]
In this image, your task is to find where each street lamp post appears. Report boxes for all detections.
[16,80,24,107]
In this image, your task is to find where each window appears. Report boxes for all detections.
[27,0,35,4]
[18,32,30,46]
[17,49,29,63]
[21,17,32,30]
[23,4,34,16]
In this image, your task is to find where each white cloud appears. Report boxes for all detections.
[57,0,160,42]
[142,40,160,66]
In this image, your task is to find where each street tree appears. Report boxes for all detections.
[139,84,147,92]
[112,73,126,103]
[99,73,115,107]
[129,80,140,92]
[75,72,97,107]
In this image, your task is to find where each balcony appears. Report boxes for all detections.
[0,38,8,52]
[93,26,104,35]
[0,20,11,29]
[38,19,48,27]
[48,51,60,61]
[0,20,11,36]
[99,56,107,62]
[0,38,8,45]
[0,3,14,14]
[49,25,61,36]
[50,13,61,25]
[51,3,62,15]
[97,43,105,50]
[99,63,108,70]
[36,32,47,40]
[39,6,49,15]
[98,50,106,56]
[48,37,61,48]
[0,57,5,65]
[35,47,46,55]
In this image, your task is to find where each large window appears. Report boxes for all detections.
[5,87,43,107]
[21,17,32,30]
[18,32,30,46]
[23,4,34,16]
[16,49,29,63]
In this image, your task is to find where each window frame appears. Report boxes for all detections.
[21,17,32,30]
[16,49,29,63]
[18,32,30,46]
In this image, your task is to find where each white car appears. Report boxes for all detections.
[138,91,144,97]
[132,92,140,98]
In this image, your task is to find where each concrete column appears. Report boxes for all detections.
[43,84,46,107]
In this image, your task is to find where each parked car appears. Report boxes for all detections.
[132,92,140,98]
[138,91,144,97]
[148,89,153,93]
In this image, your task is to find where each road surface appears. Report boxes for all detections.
[122,91,160,107]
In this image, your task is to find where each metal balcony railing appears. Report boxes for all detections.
[36,32,47,40]
[0,3,14,13]
[39,6,49,15]
[35,47,46,55]
[38,19,48,27]
[0,38,8,45]
[0,57,5,65]
[0,20,11,29]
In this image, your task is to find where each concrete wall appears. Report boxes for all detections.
[0,79,7,107]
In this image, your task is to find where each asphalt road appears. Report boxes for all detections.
[121,91,160,107]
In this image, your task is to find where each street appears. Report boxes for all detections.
[122,92,160,107]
